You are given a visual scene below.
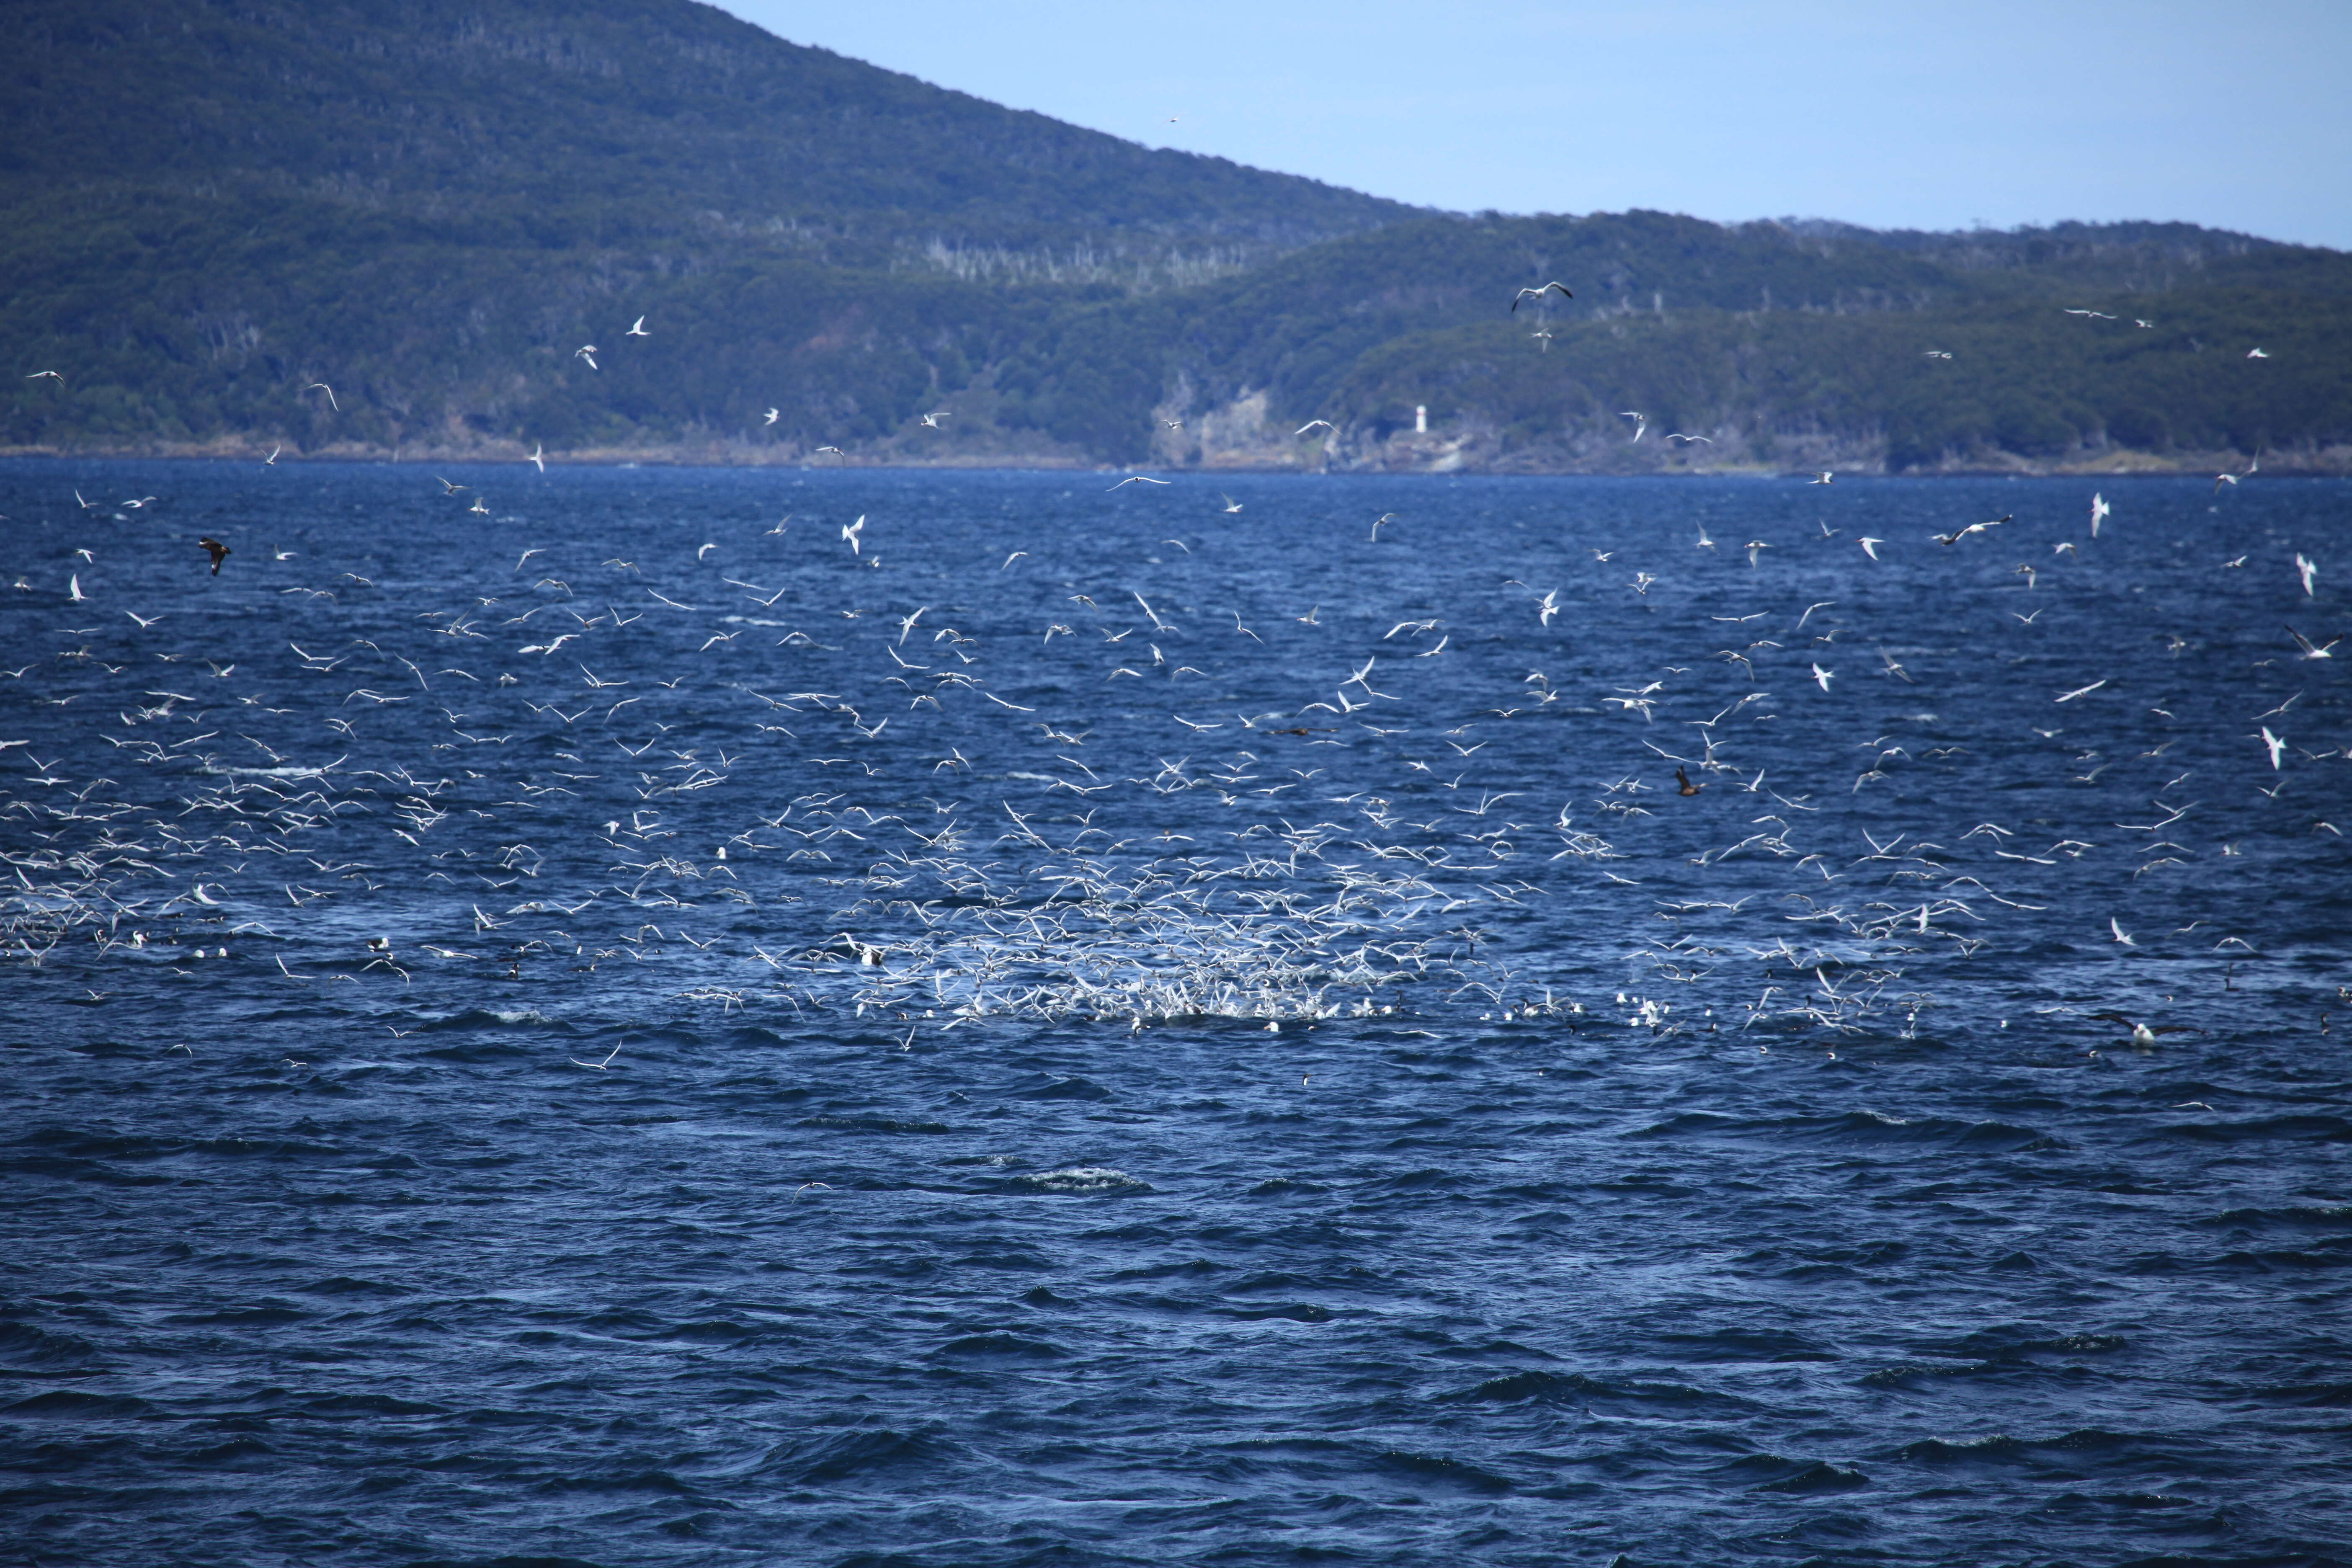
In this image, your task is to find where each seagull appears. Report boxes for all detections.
[305,382,338,410]
[1295,419,1335,436]
[529,442,545,473]
[2260,727,2286,769]
[199,538,231,575]
[918,411,950,428]
[1932,515,2009,546]
[1857,536,1884,560]
[625,316,649,337]
[1107,475,1170,490]
[1809,663,1833,691]
[2246,347,2269,358]
[2090,493,2110,536]
[575,346,598,370]
[2295,554,2317,596]
[1219,493,1243,513]
[2287,627,2339,660]
[1510,281,1573,311]
[763,408,779,426]
[2090,1011,2200,1050]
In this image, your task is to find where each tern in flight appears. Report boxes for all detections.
[1922,350,1952,359]
[1107,475,1171,491]
[1510,282,1573,311]
[1857,536,1884,560]
[26,369,63,384]
[1666,432,1712,444]
[1219,493,1243,513]
[2246,347,2269,358]
[264,445,280,466]
[1295,419,1334,436]
[529,443,545,473]
[918,411,950,428]
[815,446,845,460]
[2064,309,2117,320]
[575,345,598,370]
[763,408,779,426]
[841,515,867,554]
[2259,727,2286,769]
[1809,663,1834,692]
[625,316,649,337]
[2090,493,2110,535]
[2295,554,2318,596]
[305,382,338,410]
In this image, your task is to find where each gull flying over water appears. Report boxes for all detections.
[2090,1011,2199,1050]
[1932,515,2009,546]
[2287,627,2338,660]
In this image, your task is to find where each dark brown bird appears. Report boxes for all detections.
[199,537,230,575]
[1676,766,1703,797]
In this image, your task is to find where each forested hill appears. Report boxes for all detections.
[4,0,2349,472]
[1,0,1408,256]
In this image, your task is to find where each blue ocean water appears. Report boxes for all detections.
[1,459,2348,1567]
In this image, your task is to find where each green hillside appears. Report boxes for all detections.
[4,0,2349,472]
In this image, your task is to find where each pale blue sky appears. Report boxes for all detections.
[709,0,2352,249]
